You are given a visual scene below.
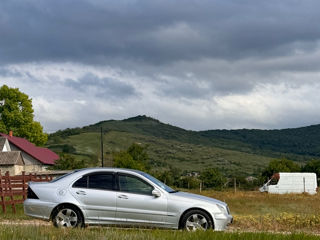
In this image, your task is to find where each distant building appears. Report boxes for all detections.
[245,176,258,182]
[0,151,24,175]
[0,132,59,175]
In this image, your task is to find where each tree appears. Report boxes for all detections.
[0,85,47,146]
[302,159,320,177]
[262,158,301,178]
[113,151,147,171]
[127,143,149,163]
[152,167,182,187]
[199,168,226,190]
[113,143,149,171]
[49,153,86,170]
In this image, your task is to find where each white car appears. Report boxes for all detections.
[24,168,232,231]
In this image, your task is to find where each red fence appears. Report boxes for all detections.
[0,171,52,213]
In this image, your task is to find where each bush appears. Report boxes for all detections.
[262,158,301,179]
[50,153,86,170]
[113,151,146,171]
[200,168,226,190]
[112,143,150,171]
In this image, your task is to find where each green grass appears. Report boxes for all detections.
[0,203,31,220]
[0,225,318,240]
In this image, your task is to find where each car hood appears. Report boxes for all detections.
[170,191,227,206]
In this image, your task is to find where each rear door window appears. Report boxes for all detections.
[72,172,114,190]
[89,174,114,190]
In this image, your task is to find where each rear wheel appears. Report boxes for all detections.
[53,206,84,228]
[181,210,212,231]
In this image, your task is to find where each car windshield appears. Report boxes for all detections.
[139,172,177,193]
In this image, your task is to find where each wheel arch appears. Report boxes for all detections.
[178,207,215,230]
[50,202,85,225]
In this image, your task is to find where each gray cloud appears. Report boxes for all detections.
[1,1,320,131]
[65,73,137,99]
[1,0,320,65]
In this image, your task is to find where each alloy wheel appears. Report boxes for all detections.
[54,208,78,228]
[185,213,209,231]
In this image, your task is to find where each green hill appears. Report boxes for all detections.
[47,115,320,176]
[200,125,320,159]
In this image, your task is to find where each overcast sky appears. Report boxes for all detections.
[1,0,320,132]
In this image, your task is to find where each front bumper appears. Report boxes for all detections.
[213,213,233,231]
[24,199,56,220]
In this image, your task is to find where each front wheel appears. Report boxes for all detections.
[181,210,213,231]
[53,206,84,228]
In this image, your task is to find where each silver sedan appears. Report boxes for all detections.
[24,168,232,231]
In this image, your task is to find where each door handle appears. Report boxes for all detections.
[76,190,87,195]
[118,194,128,199]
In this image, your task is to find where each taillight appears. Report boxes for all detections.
[27,187,39,199]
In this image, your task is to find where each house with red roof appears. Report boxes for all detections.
[0,132,59,175]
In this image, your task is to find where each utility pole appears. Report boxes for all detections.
[0,100,5,120]
[100,127,104,167]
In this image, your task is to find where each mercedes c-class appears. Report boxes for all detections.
[24,168,232,231]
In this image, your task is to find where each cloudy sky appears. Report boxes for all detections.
[1,0,320,132]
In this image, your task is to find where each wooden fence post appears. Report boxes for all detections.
[0,170,6,213]
[22,171,26,200]
[6,171,16,214]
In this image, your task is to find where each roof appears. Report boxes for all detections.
[279,172,317,177]
[0,151,24,166]
[0,133,58,165]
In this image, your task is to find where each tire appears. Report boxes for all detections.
[52,205,84,228]
[181,209,213,231]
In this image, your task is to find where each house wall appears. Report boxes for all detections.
[24,164,49,173]
[2,144,8,151]
[9,144,42,165]
[0,165,49,175]
[1,140,11,152]
[0,165,24,175]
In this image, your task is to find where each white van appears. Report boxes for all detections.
[259,172,318,195]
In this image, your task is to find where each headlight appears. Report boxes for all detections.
[226,205,230,214]
[217,204,227,214]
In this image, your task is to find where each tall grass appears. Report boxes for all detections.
[0,204,31,220]
[198,190,320,232]
[0,225,318,240]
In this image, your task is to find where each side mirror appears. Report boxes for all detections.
[152,189,161,197]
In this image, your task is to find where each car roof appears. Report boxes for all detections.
[49,168,145,184]
[73,167,144,174]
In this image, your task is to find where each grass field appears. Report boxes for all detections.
[0,225,319,240]
[201,190,320,233]
[1,190,320,239]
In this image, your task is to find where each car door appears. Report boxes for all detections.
[70,172,116,223]
[115,173,167,225]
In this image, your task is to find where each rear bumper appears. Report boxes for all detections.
[24,199,56,220]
